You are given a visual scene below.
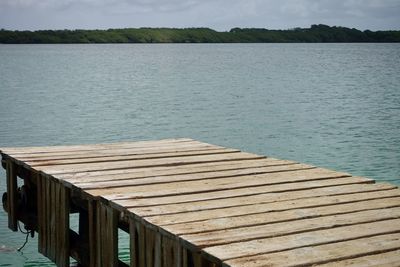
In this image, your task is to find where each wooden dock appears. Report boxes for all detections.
[1,138,400,267]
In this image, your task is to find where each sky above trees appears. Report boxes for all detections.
[1,0,399,31]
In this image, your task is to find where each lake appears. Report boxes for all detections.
[0,43,399,266]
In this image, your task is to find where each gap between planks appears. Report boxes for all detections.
[0,138,194,155]
[128,182,395,218]
[204,217,400,262]
[8,143,226,161]
[180,207,400,249]
[160,194,400,236]
[84,168,355,199]
[58,158,296,186]
[74,163,316,190]
[35,152,266,175]
[56,158,291,180]
[222,233,400,267]
[25,148,240,167]
[141,188,400,226]
[314,249,400,267]
[107,181,392,208]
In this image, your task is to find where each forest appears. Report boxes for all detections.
[1,24,399,43]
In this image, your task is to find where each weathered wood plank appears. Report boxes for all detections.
[76,163,314,190]
[59,158,293,183]
[2,139,400,267]
[130,218,138,267]
[182,207,400,248]
[145,189,400,226]
[206,218,400,262]
[37,152,265,175]
[95,202,119,267]
[95,201,103,266]
[145,226,161,267]
[57,183,70,267]
[161,196,400,236]
[162,235,182,267]
[36,172,44,254]
[12,143,224,161]
[122,176,378,218]
[6,159,18,231]
[0,138,194,154]
[54,182,61,266]
[49,179,57,262]
[110,182,395,208]
[45,177,52,258]
[222,233,400,267]
[143,183,394,214]
[87,168,354,199]
[88,200,97,267]
[105,204,119,267]
[314,249,400,267]
[136,220,146,267]
[43,175,49,257]
[26,148,239,167]
[114,176,375,215]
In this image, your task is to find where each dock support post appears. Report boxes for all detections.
[56,182,70,267]
[145,226,162,267]
[37,173,45,254]
[6,159,18,231]
[162,235,181,267]
[130,218,138,267]
[183,249,218,267]
[37,176,70,267]
[96,201,119,267]
[88,200,97,267]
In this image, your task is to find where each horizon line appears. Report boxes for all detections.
[2,24,400,32]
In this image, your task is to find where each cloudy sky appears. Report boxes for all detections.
[1,0,399,31]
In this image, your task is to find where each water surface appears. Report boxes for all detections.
[0,43,399,266]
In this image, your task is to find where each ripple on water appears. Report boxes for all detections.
[0,43,399,266]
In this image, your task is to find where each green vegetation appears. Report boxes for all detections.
[1,25,399,43]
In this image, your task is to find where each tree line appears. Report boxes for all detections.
[1,24,399,44]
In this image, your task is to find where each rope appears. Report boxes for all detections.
[17,222,32,252]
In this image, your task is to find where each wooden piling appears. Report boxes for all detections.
[6,159,18,231]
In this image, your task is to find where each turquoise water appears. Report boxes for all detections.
[0,43,399,266]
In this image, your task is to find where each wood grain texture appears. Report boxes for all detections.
[2,139,399,267]
[26,148,239,167]
[57,183,70,267]
[164,196,400,236]
[314,250,400,267]
[0,138,194,154]
[76,163,312,190]
[12,143,225,161]
[58,158,293,181]
[37,152,265,175]
[201,212,400,258]
[104,175,372,203]
[109,182,393,208]
[142,182,390,226]
[6,159,18,231]
[127,179,384,218]
[87,168,355,198]
[36,173,44,254]
[88,200,97,267]
[223,233,400,267]
[182,207,400,248]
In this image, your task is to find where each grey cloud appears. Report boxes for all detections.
[0,0,399,30]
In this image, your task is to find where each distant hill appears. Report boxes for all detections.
[1,25,399,43]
